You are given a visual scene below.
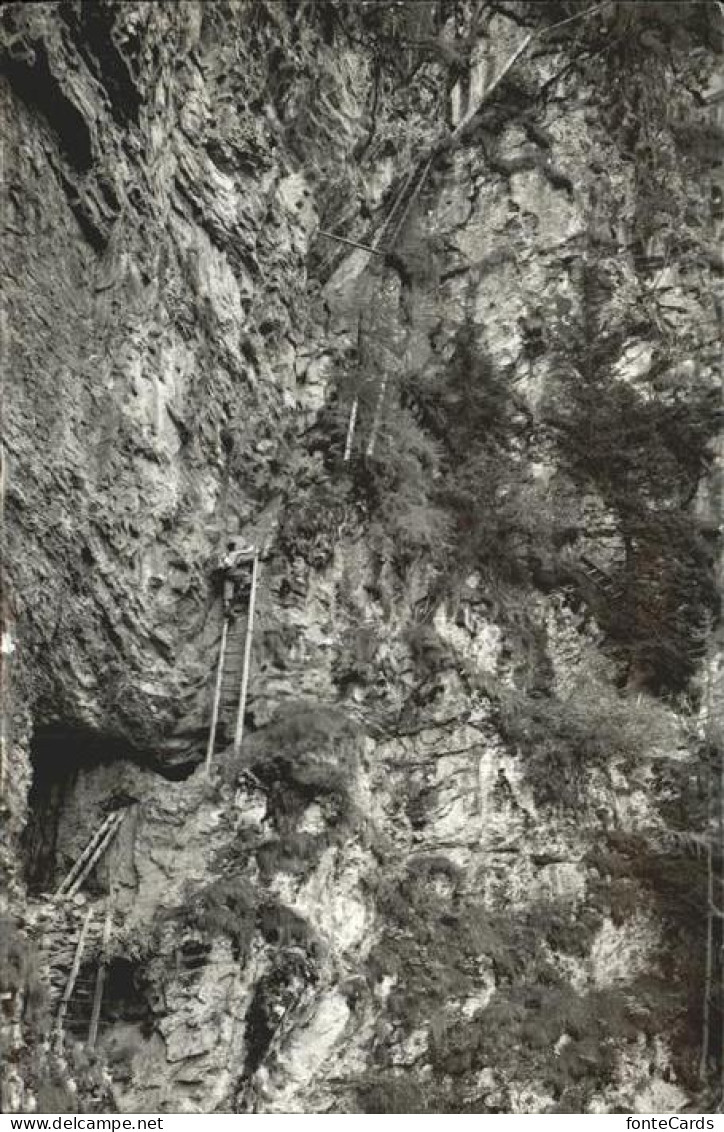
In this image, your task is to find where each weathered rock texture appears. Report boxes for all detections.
[1,0,722,1115]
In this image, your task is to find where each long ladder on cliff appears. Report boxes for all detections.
[339,29,537,463]
[54,898,113,1051]
[54,809,125,902]
[54,906,95,1052]
[334,9,606,463]
[339,158,422,463]
[205,550,260,774]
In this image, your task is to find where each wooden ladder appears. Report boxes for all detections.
[53,900,113,1051]
[54,809,125,902]
[205,551,260,774]
[54,907,95,1051]
[579,555,624,601]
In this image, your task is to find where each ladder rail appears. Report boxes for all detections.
[387,154,434,251]
[373,160,421,253]
[233,553,260,760]
[365,372,390,460]
[343,396,358,463]
[88,902,113,1049]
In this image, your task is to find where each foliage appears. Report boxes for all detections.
[0,917,48,1052]
[529,0,723,702]
[547,373,719,505]
[495,679,677,804]
[429,981,654,1113]
[277,473,352,568]
[530,1,722,51]
[410,325,513,451]
[591,831,708,940]
[367,866,576,1029]
[175,876,257,958]
[542,272,721,692]
[334,623,381,692]
[566,11,721,696]
[257,900,321,953]
[255,830,327,879]
[406,327,578,585]
[244,944,319,1075]
[329,0,440,77]
[223,701,360,829]
[404,622,451,674]
[358,856,675,1111]
[337,324,563,585]
[356,1073,454,1114]
[0,920,88,1113]
[589,830,711,1086]
[362,409,452,565]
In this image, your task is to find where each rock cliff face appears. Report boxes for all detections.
[1,0,722,1115]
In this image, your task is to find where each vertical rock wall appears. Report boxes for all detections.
[1,0,722,1115]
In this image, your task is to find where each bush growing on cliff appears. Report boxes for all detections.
[428,980,654,1113]
[495,679,678,805]
[223,700,360,824]
[545,352,721,509]
[411,326,559,585]
[530,0,722,53]
[0,917,48,1052]
[362,408,452,565]
[542,244,721,693]
[0,918,70,1113]
[589,827,712,1087]
[345,324,554,586]
[330,0,439,77]
[175,876,257,959]
[360,861,635,1111]
[277,473,351,568]
[367,867,561,1030]
[532,0,722,696]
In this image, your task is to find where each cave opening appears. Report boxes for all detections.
[22,724,141,896]
[101,957,156,1032]
[63,956,157,1046]
[23,722,200,896]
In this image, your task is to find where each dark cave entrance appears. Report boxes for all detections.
[22,724,140,895]
[101,957,156,1032]
[64,956,157,1046]
[23,723,199,896]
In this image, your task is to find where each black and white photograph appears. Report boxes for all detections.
[0,0,722,1118]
